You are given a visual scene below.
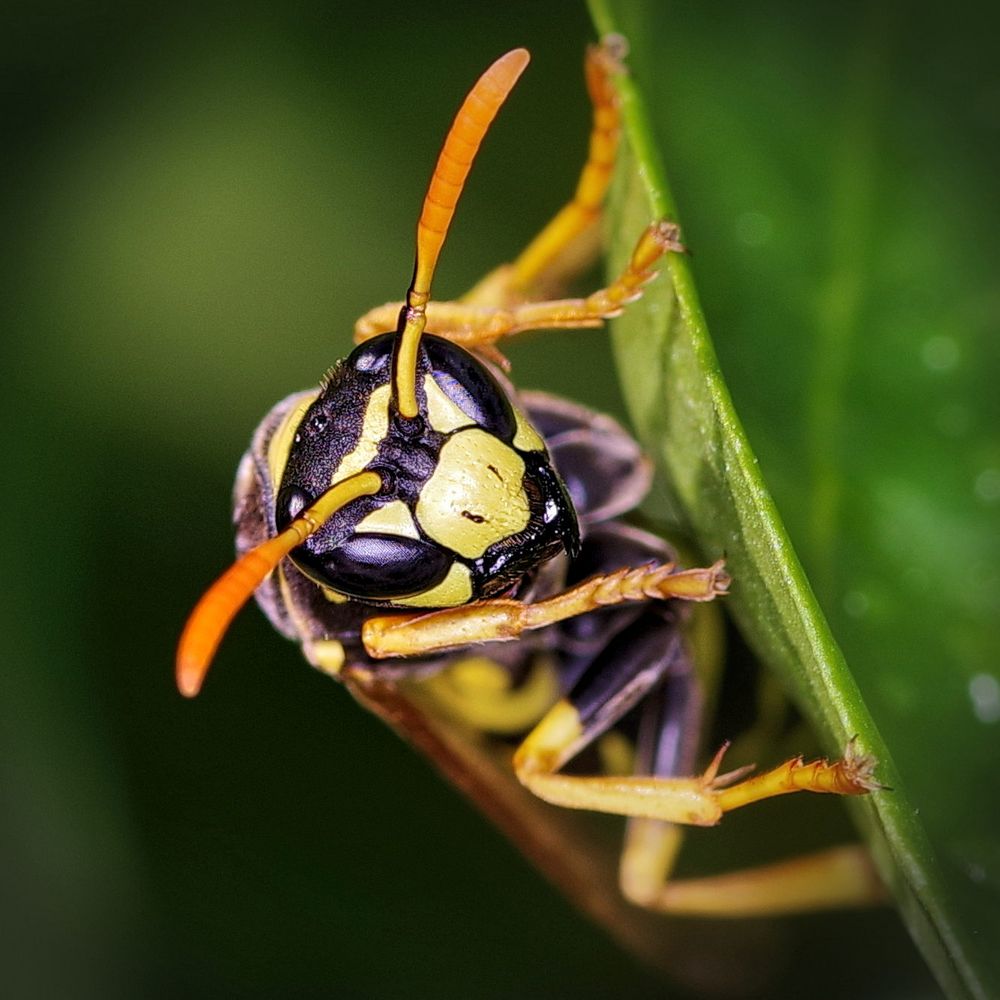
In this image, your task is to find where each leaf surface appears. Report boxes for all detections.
[590,2,1000,997]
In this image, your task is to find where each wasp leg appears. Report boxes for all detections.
[354,37,626,349]
[361,558,729,659]
[622,828,885,916]
[618,663,701,898]
[464,36,627,306]
[619,678,886,914]
[500,578,879,825]
[354,220,682,345]
[510,614,725,825]
[516,694,881,826]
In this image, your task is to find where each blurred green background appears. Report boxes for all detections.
[3,1,996,997]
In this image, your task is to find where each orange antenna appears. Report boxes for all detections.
[393,47,530,419]
[176,470,382,697]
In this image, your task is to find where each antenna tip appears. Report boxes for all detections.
[176,654,206,698]
[493,47,531,84]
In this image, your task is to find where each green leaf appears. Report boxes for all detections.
[590,2,1000,997]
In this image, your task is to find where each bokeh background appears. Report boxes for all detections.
[3,1,997,997]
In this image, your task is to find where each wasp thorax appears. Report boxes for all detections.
[274,333,579,608]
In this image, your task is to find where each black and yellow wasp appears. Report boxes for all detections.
[178,39,883,938]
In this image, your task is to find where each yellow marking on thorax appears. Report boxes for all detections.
[416,429,529,558]
[322,587,349,604]
[512,407,544,452]
[267,392,319,488]
[393,562,472,608]
[330,383,391,485]
[423,374,475,433]
[354,500,420,539]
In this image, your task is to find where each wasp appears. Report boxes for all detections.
[177,39,884,933]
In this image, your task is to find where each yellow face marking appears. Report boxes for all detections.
[512,406,544,452]
[393,561,473,608]
[267,391,319,488]
[330,383,391,485]
[423,374,475,434]
[416,429,529,558]
[354,500,420,539]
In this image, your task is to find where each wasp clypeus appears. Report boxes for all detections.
[178,38,885,936]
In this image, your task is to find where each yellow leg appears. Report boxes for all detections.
[619,819,886,916]
[353,38,682,351]
[715,737,884,809]
[454,36,627,312]
[354,220,683,345]
[493,36,627,300]
[511,714,881,826]
[362,559,728,659]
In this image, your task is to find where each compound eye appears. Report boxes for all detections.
[424,336,517,441]
[292,532,453,602]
